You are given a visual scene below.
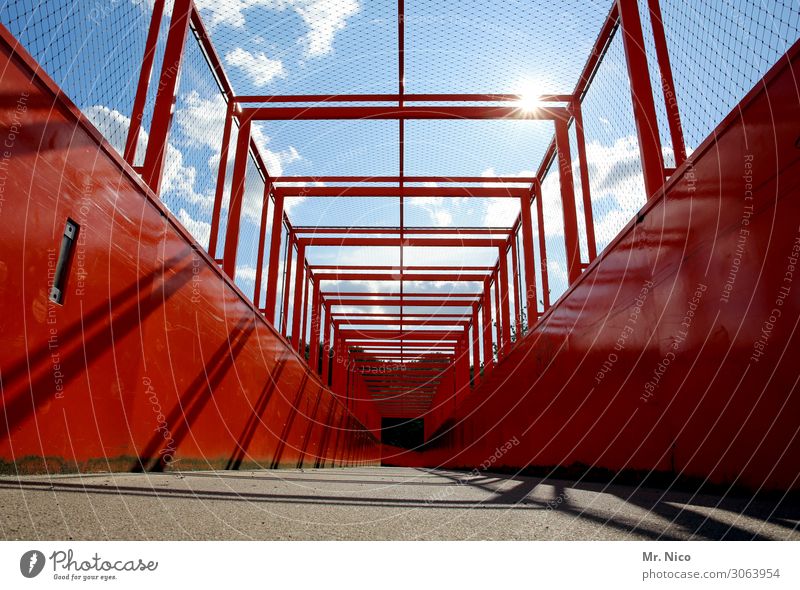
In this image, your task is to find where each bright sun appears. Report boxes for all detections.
[515,78,546,113]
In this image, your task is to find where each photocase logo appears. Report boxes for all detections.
[20,550,46,578]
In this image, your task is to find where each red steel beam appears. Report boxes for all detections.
[482,279,494,373]
[339,330,462,339]
[571,101,598,262]
[252,180,272,307]
[263,194,285,322]
[334,319,469,327]
[321,292,480,299]
[555,118,582,284]
[312,265,494,272]
[300,237,505,248]
[498,245,512,352]
[208,102,234,258]
[222,118,251,279]
[234,93,572,103]
[314,272,489,282]
[124,0,165,165]
[519,193,538,317]
[280,233,295,336]
[242,105,569,121]
[534,182,550,310]
[327,300,478,308]
[140,0,192,195]
[309,279,321,373]
[493,273,502,359]
[471,307,480,385]
[290,244,306,348]
[277,186,526,198]
[646,0,687,166]
[296,229,510,236]
[511,234,522,336]
[617,0,665,199]
[300,271,310,353]
[274,176,535,184]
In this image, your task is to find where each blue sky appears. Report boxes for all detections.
[3,0,798,341]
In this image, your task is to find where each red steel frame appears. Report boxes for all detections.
[122,0,681,421]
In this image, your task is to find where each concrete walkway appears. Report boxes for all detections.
[0,467,796,540]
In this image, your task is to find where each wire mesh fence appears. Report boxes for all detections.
[1,0,153,153]
[4,0,798,383]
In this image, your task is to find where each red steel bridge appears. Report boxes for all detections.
[0,0,799,503]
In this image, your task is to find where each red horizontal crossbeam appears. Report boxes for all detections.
[276,186,526,198]
[328,299,476,307]
[334,319,469,326]
[302,237,504,248]
[234,93,572,104]
[242,105,569,121]
[296,229,510,236]
[321,291,481,298]
[314,272,489,281]
[274,176,536,184]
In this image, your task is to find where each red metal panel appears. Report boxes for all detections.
[411,44,800,491]
[0,37,380,473]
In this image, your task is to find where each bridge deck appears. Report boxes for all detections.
[1,468,795,541]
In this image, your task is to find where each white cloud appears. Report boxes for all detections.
[195,0,358,58]
[235,264,258,283]
[225,47,286,87]
[85,104,211,210]
[295,0,359,57]
[178,208,211,245]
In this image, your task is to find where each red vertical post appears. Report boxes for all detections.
[208,102,234,257]
[555,119,582,285]
[280,233,294,336]
[617,0,666,199]
[291,244,306,349]
[322,303,331,383]
[124,0,165,165]
[510,234,522,338]
[140,0,192,195]
[252,181,272,307]
[309,279,321,372]
[301,271,310,355]
[263,196,285,323]
[498,246,512,352]
[646,0,687,167]
[222,118,251,280]
[519,192,538,321]
[471,306,480,386]
[331,330,342,393]
[571,101,598,262]
[482,280,494,374]
[534,183,550,310]
[493,274,502,359]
